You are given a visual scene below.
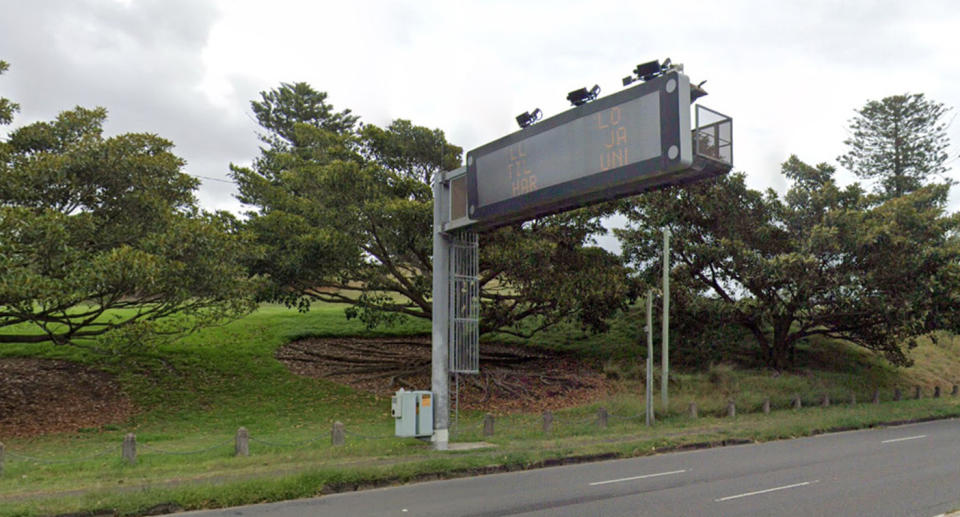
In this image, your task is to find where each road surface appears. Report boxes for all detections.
[179,418,960,516]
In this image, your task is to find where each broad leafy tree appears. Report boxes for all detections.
[232,82,636,336]
[0,63,255,349]
[838,93,952,199]
[618,157,960,369]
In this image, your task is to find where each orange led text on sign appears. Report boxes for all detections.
[508,142,537,195]
[597,107,629,171]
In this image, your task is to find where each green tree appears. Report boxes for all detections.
[0,68,255,349]
[0,61,18,124]
[838,93,952,199]
[618,157,960,369]
[232,82,635,336]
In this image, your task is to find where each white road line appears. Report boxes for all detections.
[715,480,819,502]
[881,434,927,444]
[588,469,687,486]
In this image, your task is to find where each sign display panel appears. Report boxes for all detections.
[475,93,661,207]
[466,71,693,227]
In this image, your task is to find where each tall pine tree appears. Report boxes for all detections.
[838,93,951,199]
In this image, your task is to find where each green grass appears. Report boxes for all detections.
[2,303,960,516]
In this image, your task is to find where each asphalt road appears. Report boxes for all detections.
[179,418,960,516]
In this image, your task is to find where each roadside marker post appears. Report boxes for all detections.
[646,291,655,426]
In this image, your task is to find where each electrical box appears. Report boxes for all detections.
[391,389,433,438]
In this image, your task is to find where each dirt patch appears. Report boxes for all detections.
[277,337,607,413]
[0,358,135,438]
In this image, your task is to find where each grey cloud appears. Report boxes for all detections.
[1,0,258,207]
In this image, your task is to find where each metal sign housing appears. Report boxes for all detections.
[466,71,694,228]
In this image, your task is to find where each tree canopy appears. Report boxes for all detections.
[618,157,960,369]
[232,82,636,336]
[838,93,952,199]
[0,63,255,350]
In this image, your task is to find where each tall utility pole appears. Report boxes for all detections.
[662,228,671,411]
[645,290,655,426]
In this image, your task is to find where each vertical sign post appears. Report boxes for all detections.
[662,228,671,411]
[431,175,450,450]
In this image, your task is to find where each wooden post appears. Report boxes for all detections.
[727,400,736,418]
[331,421,345,446]
[914,386,922,400]
[0,441,4,477]
[793,395,802,409]
[893,388,902,401]
[122,433,136,465]
[849,393,857,406]
[762,398,770,415]
[873,389,880,404]
[821,393,830,408]
[934,386,941,398]
[542,411,553,434]
[235,427,249,457]
[483,414,495,437]
[597,407,608,429]
[689,402,698,419]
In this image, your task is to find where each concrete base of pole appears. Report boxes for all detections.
[431,429,449,451]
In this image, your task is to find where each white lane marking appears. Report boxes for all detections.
[589,469,687,486]
[881,434,927,444]
[715,480,819,502]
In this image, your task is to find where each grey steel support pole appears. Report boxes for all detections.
[662,228,670,411]
[646,290,655,426]
[431,174,450,450]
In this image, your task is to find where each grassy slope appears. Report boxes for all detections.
[1,303,960,515]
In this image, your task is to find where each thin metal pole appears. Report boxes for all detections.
[454,372,459,437]
[646,290,655,426]
[662,227,670,411]
[431,173,450,450]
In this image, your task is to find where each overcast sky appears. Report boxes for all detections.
[2,0,960,250]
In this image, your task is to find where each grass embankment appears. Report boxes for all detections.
[1,304,960,516]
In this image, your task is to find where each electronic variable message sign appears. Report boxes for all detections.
[465,70,707,228]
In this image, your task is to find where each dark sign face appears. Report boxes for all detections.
[466,71,693,228]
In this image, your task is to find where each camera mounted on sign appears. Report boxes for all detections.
[623,58,708,102]
[622,58,682,86]
[515,108,543,129]
[566,84,601,107]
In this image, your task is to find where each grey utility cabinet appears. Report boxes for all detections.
[391,389,434,437]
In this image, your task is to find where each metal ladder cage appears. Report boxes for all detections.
[449,230,480,374]
[694,105,733,165]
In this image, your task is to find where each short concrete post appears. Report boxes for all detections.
[762,398,770,415]
[914,386,922,400]
[873,389,880,404]
[952,385,958,396]
[689,402,698,419]
[331,421,345,446]
[849,393,857,406]
[0,441,5,477]
[727,400,736,418]
[542,411,553,434]
[597,407,608,429]
[235,427,249,457]
[483,414,495,437]
[893,388,902,401]
[793,395,802,410]
[934,386,941,398]
[122,433,136,465]
[821,393,830,408]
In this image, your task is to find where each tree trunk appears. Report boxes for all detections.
[769,317,795,370]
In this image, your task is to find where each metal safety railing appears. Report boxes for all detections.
[694,105,733,165]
